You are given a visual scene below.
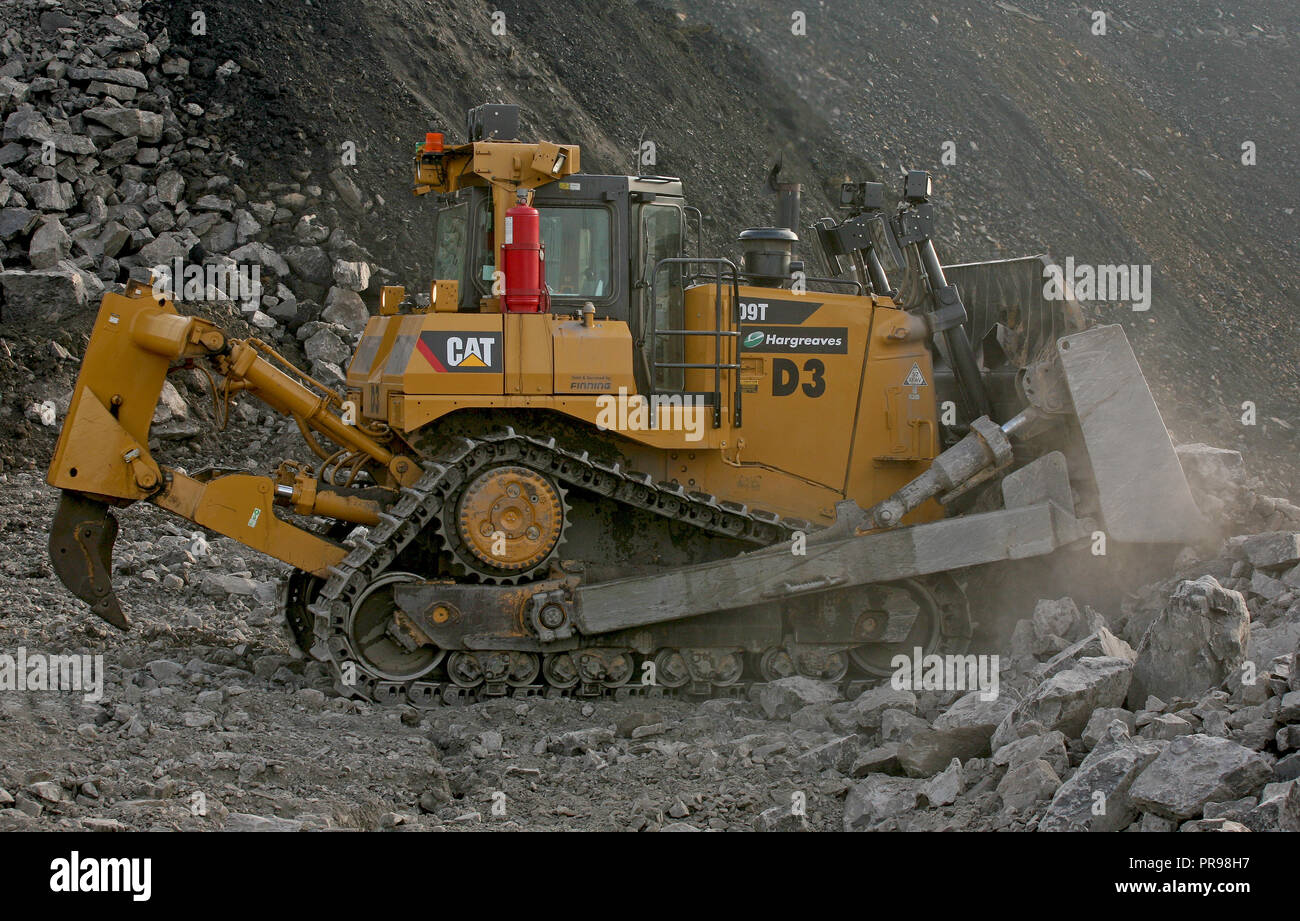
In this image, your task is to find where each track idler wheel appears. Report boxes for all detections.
[848,576,971,678]
[347,572,444,681]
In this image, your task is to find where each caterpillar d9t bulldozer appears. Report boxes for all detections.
[46,104,1205,700]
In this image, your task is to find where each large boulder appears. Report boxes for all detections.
[1234,532,1300,570]
[332,259,371,292]
[0,266,87,321]
[997,759,1061,812]
[1039,724,1164,831]
[754,676,840,720]
[321,286,369,333]
[842,775,923,831]
[28,216,69,269]
[1129,734,1274,820]
[835,685,917,731]
[1127,576,1249,708]
[82,104,163,142]
[897,725,993,777]
[992,656,1133,750]
[1243,780,1300,832]
[285,245,334,286]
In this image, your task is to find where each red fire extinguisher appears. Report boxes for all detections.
[500,197,549,313]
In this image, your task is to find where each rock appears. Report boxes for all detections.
[32,180,75,212]
[547,728,613,756]
[147,659,184,681]
[992,730,1070,777]
[1248,613,1300,670]
[1236,532,1300,570]
[755,676,841,720]
[1180,818,1250,832]
[1039,731,1164,832]
[230,242,290,277]
[0,266,87,320]
[224,813,304,832]
[151,380,188,425]
[28,217,70,269]
[303,328,350,367]
[880,708,930,743]
[849,743,902,777]
[1129,735,1274,820]
[841,685,918,730]
[997,759,1061,812]
[798,735,858,774]
[285,245,334,285]
[83,105,163,142]
[1273,752,1300,782]
[1127,576,1249,708]
[1041,627,1136,678]
[992,656,1133,750]
[138,230,199,266]
[1243,779,1300,832]
[919,758,963,806]
[333,259,370,292]
[25,401,56,426]
[1141,713,1195,741]
[932,689,1016,737]
[156,170,185,206]
[329,168,365,211]
[1279,690,1300,722]
[755,804,809,832]
[897,725,994,777]
[1137,813,1179,832]
[28,781,64,803]
[1081,708,1136,750]
[201,573,259,597]
[843,775,922,831]
[81,818,129,832]
[66,67,149,90]
[321,286,369,333]
[0,76,30,109]
[0,207,38,240]
[3,106,52,143]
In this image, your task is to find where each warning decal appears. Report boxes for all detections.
[904,363,927,387]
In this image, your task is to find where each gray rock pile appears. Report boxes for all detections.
[0,0,386,430]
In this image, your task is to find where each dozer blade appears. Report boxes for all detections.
[49,491,128,630]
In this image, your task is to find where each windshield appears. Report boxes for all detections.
[539,207,611,299]
[432,202,466,283]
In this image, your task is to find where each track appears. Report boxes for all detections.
[294,428,969,702]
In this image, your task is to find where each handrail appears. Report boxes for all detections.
[648,257,743,428]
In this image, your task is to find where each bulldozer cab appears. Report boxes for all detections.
[429,174,690,393]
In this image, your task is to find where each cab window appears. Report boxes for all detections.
[432,202,466,284]
[538,206,611,300]
[641,203,684,390]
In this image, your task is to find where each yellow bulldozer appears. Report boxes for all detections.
[46,104,1204,700]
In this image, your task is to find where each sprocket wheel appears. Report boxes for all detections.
[447,464,567,581]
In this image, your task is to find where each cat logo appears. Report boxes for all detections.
[417,331,502,373]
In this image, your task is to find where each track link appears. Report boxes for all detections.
[304,428,818,701]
